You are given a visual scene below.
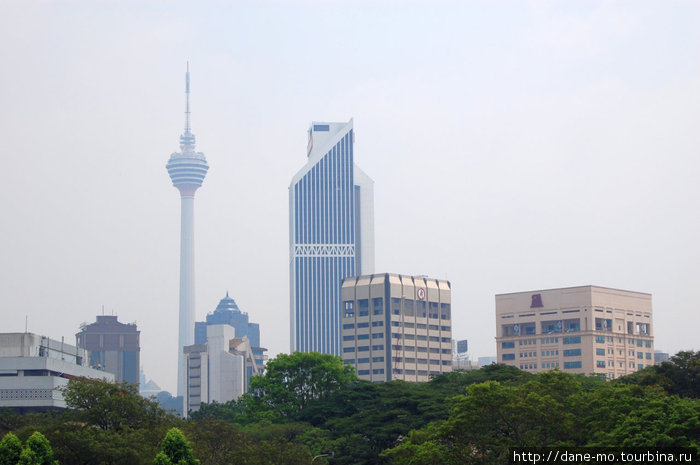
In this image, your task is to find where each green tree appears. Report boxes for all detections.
[62,377,171,431]
[17,432,57,465]
[153,428,199,465]
[617,350,699,398]
[249,352,357,419]
[0,432,23,465]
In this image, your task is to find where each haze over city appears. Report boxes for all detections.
[1,1,698,394]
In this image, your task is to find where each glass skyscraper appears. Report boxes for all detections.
[289,119,374,355]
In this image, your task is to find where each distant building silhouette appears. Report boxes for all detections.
[76,315,140,385]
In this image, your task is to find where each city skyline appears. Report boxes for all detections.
[1,2,698,394]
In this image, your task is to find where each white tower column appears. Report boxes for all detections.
[177,194,195,397]
[166,64,209,399]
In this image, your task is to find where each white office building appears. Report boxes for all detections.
[0,333,114,412]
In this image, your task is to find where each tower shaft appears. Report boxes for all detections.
[177,195,195,397]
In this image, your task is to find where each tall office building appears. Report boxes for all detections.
[495,286,654,379]
[289,120,374,355]
[340,273,453,382]
[76,315,140,385]
[166,64,209,396]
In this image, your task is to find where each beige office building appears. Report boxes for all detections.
[495,286,654,379]
[341,273,453,382]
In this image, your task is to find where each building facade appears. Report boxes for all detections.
[75,315,140,385]
[495,286,654,379]
[289,120,374,355]
[340,274,453,382]
[183,325,263,416]
[0,333,114,412]
[194,293,266,376]
[166,65,209,397]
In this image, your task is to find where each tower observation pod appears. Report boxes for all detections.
[166,63,209,398]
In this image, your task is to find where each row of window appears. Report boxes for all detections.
[343,321,385,329]
[343,333,386,341]
[343,344,385,353]
[358,369,385,375]
[596,336,652,346]
[392,345,451,354]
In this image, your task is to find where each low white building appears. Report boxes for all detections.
[0,333,114,411]
[183,324,262,416]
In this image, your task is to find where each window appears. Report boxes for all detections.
[502,354,515,361]
[440,303,451,319]
[596,360,606,368]
[359,299,369,317]
[563,336,581,344]
[372,297,383,315]
[372,321,383,327]
[358,369,370,375]
[372,356,384,362]
[637,352,643,359]
[372,369,385,374]
[372,344,384,350]
[358,334,369,340]
[343,323,355,330]
[372,333,384,339]
[596,348,605,356]
[344,301,354,318]
[645,340,652,348]
[391,298,401,315]
[343,359,355,365]
[595,336,605,343]
[403,299,415,317]
[343,335,355,341]
[358,358,369,364]
[358,322,369,328]
[358,346,369,352]
[563,349,581,357]
[502,341,515,349]
[637,340,643,347]
[645,352,651,360]
[564,361,582,369]
[343,347,355,353]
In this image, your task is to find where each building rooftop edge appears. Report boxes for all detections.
[495,285,652,298]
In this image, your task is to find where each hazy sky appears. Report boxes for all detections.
[1,1,698,394]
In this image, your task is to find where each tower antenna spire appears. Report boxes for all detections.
[185,61,191,134]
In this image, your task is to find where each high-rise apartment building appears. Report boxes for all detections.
[495,286,654,379]
[166,64,209,396]
[76,315,140,385]
[289,120,374,355]
[340,273,453,382]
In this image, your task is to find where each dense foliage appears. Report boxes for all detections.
[0,351,697,465]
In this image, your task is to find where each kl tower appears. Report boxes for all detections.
[166,64,209,398]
